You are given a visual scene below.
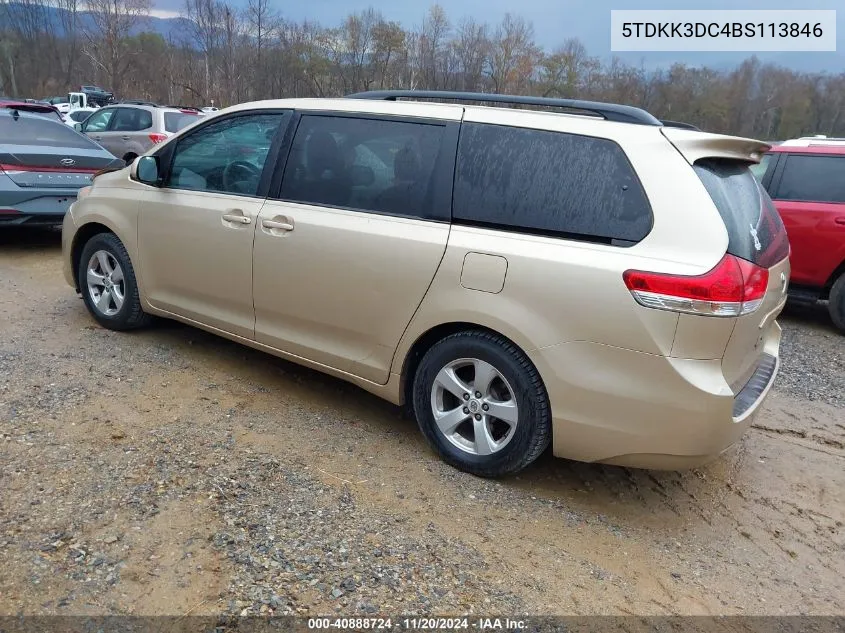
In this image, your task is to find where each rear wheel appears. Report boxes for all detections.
[828,273,845,333]
[77,232,151,331]
[122,153,138,165]
[411,330,551,478]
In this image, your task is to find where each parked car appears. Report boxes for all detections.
[752,139,845,331]
[0,100,65,123]
[65,107,97,126]
[0,108,125,226]
[62,90,790,477]
[74,103,203,163]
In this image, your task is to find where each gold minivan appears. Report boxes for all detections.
[61,91,790,477]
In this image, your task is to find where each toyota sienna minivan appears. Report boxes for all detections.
[62,90,790,477]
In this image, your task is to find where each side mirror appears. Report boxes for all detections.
[135,155,160,185]
[74,122,83,132]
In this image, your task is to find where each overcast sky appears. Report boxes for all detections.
[149,0,843,69]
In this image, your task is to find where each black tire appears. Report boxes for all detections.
[411,330,551,478]
[77,232,151,331]
[122,153,138,165]
[828,273,845,333]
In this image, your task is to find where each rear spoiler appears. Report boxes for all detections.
[660,119,701,131]
[661,127,770,165]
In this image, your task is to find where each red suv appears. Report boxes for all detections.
[752,139,845,332]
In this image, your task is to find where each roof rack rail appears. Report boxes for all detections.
[660,120,701,131]
[798,135,845,141]
[119,99,158,106]
[164,104,201,111]
[344,90,663,126]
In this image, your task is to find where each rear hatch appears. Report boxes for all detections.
[0,111,122,188]
[620,129,789,405]
[692,158,791,392]
[655,128,791,394]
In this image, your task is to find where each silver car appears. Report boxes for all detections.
[0,108,123,225]
[74,103,203,163]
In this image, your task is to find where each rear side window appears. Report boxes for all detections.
[694,159,790,269]
[164,112,200,133]
[112,108,152,131]
[0,113,101,149]
[452,123,653,244]
[279,115,446,220]
[775,154,845,203]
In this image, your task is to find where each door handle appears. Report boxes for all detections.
[262,218,294,231]
[835,217,845,226]
[121,135,130,141]
[222,213,251,225]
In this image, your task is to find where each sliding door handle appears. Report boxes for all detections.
[262,219,294,231]
[222,213,251,225]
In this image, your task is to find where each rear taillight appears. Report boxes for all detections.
[149,133,168,144]
[623,254,769,317]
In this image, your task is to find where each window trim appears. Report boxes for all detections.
[451,121,654,247]
[769,152,845,205]
[269,110,459,224]
[148,108,293,200]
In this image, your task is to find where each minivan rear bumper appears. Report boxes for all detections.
[529,322,781,470]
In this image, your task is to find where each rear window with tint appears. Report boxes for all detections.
[694,158,790,269]
[112,107,153,131]
[453,123,653,245]
[0,113,101,149]
[775,154,845,203]
[164,112,200,133]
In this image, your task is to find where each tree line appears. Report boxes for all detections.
[1,0,844,140]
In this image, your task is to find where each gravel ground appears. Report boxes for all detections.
[777,304,845,409]
[0,227,843,618]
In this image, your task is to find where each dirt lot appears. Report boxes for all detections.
[1,227,843,618]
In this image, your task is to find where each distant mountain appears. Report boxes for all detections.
[0,3,193,44]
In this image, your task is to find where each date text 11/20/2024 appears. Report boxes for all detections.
[307,617,527,630]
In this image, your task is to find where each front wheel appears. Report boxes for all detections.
[77,232,151,331]
[411,330,552,478]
